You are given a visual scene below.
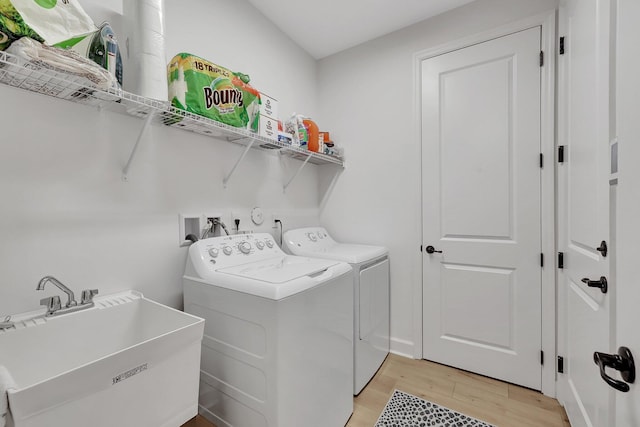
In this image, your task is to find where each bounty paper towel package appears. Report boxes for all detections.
[168,53,261,131]
[0,0,96,50]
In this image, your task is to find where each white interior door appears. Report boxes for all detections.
[615,0,640,423]
[557,0,613,426]
[421,27,542,389]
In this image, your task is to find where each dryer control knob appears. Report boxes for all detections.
[256,241,265,250]
[307,233,318,242]
[208,248,219,258]
[222,246,233,256]
[265,240,274,248]
[239,241,251,254]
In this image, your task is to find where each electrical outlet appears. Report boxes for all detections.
[230,210,243,228]
[271,213,281,228]
[231,210,251,234]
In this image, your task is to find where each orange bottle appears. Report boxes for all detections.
[303,119,320,152]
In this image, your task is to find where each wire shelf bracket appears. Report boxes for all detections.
[122,111,155,181]
[223,137,257,188]
[283,152,312,193]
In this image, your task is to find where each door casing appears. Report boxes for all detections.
[615,0,640,421]
[412,10,557,397]
[556,0,614,424]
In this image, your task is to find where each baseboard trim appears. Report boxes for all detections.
[390,337,415,359]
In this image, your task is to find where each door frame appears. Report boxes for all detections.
[412,10,557,397]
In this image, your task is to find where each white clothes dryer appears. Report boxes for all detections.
[183,233,353,427]
[283,227,390,395]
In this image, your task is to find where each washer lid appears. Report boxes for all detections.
[218,255,341,284]
[283,227,388,264]
[288,244,387,264]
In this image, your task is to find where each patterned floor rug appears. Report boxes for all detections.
[375,390,496,427]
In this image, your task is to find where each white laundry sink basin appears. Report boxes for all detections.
[0,290,204,427]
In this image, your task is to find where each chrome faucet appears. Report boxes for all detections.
[81,289,99,305]
[36,276,98,317]
[37,276,77,308]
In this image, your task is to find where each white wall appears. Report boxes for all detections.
[80,0,319,123]
[164,0,318,118]
[316,0,559,356]
[0,0,320,315]
[0,0,563,360]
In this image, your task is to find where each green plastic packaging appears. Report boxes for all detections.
[0,0,42,50]
[0,0,95,51]
[167,53,261,131]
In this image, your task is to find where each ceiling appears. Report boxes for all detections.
[246,0,477,59]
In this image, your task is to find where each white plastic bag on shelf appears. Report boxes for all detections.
[0,0,96,50]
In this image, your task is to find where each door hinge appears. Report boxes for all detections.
[558,252,564,269]
[541,350,545,366]
[539,51,544,66]
[540,253,544,267]
[558,145,566,163]
[539,153,544,168]
[559,37,565,55]
[557,356,565,373]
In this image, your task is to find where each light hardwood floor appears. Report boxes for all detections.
[182,353,571,427]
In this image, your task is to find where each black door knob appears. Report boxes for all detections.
[596,240,608,257]
[581,276,608,294]
[425,245,442,254]
[593,346,635,392]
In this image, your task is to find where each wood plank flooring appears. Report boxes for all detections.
[181,353,571,427]
[182,416,214,427]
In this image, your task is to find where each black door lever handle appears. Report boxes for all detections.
[581,276,608,294]
[593,347,635,392]
[425,245,442,254]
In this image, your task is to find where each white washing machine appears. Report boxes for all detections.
[283,227,390,395]
[183,233,354,427]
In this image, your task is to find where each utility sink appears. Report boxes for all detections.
[0,291,204,427]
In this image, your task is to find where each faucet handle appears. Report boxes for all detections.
[81,289,99,305]
[40,296,61,315]
[0,315,14,329]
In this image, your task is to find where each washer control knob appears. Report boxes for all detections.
[222,246,233,256]
[265,240,274,248]
[256,241,265,250]
[307,233,318,242]
[239,241,251,254]
[208,248,219,258]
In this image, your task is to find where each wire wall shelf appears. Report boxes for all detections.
[0,49,344,182]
